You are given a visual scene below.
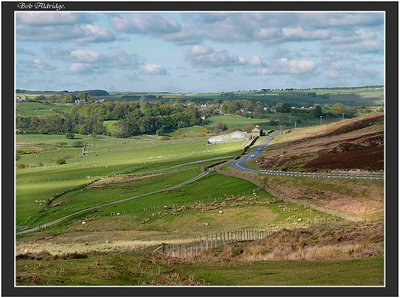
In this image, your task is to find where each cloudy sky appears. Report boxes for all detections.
[16,12,384,92]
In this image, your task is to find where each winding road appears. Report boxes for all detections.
[231,136,384,180]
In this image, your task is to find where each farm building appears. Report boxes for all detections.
[251,125,263,137]
[207,131,250,144]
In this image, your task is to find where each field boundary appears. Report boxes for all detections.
[154,229,274,258]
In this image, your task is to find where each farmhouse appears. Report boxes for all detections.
[251,125,262,137]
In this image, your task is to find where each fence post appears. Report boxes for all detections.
[172,244,175,257]
[162,243,165,253]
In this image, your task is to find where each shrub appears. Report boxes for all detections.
[56,142,67,147]
[65,133,75,139]
[16,163,26,169]
[72,141,84,147]
[56,157,66,165]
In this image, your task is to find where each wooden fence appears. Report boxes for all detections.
[153,229,273,258]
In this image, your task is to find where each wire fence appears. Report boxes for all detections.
[153,229,273,258]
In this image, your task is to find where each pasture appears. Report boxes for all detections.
[206,114,269,128]
[16,134,244,228]
[16,101,74,117]
[206,113,341,132]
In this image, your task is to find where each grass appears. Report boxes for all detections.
[17,171,338,251]
[206,114,270,128]
[177,257,384,286]
[16,251,383,286]
[16,134,244,228]
[16,101,74,117]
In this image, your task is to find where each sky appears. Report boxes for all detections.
[16,12,384,92]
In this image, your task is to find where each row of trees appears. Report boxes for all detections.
[16,114,106,135]
[16,101,202,137]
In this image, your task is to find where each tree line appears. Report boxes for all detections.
[16,101,202,137]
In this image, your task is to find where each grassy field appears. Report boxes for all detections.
[16,134,245,228]
[178,257,383,286]
[16,251,383,286]
[206,114,270,128]
[16,101,74,117]
[206,113,343,132]
[16,170,339,253]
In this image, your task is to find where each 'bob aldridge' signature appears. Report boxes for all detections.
[17,2,65,10]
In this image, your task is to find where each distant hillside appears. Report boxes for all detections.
[16,89,109,96]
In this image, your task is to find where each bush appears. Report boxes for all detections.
[56,157,66,165]
[65,133,75,139]
[72,141,84,147]
[215,123,228,131]
[16,163,26,169]
[56,142,67,147]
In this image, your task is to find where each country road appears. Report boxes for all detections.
[230,136,384,180]
[17,164,218,235]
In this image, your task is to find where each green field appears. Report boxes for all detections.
[16,101,74,117]
[206,114,269,128]
[16,252,383,286]
[16,134,244,228]
[207,113,341,132]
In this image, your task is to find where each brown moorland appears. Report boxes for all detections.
[259,113,384,172]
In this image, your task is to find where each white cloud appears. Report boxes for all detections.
[66,49,140,74]
[78,24,116,42]
[143,64,167,75]
[16,12,94,26]
[187,45,255,68]
[282,27,331,40]
[247,56,263,66]
[112,14,181,34]
[16,13,115,43]
[33,59,45,70]
[191,45,213,56]
[70,50,101,62]
[277,58,316,74]
[69,63,91,73]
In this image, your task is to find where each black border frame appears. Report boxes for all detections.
[2,2,398,296]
